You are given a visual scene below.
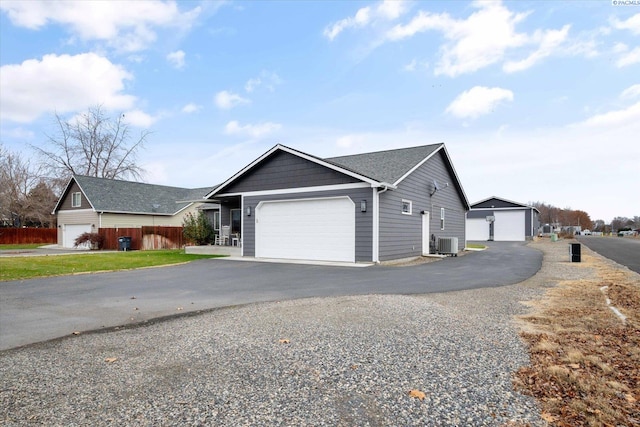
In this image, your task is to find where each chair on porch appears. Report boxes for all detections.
[215,225,230,245]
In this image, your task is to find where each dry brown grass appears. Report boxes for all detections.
[514,249,640,427]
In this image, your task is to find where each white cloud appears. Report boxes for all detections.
[616,46,640,67]
[578,102,640,128]
[388,2,531,77]
[0,53,136,123]
[166,50,186,69]
[0,0,201,53]
[403,58,417,71]
[503,25,570,73]
[610,13,640,35]
[324,6,372,41]
[245,77,261,93]
[244,70,283,93]
[621,84,640,100]
[224,120,281,138]
[446,86,514,119]
[181,103,201,113]
[214,90,250,110]
[323,0,407,41]
[377,0,407,20]
[122,109,159,127]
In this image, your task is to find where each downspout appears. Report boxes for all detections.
[373,184,392,264]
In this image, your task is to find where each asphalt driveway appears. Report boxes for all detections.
[0,241,541,351]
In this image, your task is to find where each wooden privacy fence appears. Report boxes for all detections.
[0,228,57,244]
[99,226,185,250]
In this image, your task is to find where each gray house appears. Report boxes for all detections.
[53,175,213,248]
[466,196,540,241]
[205,143,469,263]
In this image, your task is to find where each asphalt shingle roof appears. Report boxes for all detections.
[73,175,212,215]
[325,143,443,185]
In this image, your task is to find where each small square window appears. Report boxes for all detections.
[402,200,412,215]
[71,192,81,207]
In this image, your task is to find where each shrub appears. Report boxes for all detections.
[182,211,214,245]
[74,232,104,249]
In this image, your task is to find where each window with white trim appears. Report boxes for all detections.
[440,207,445,230]
[402,199,412,215]
[213,211,220,231]
[71,192,81,208]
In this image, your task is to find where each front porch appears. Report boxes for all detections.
[185,245,241,256]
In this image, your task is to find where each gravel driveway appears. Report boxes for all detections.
[0,241,563,426]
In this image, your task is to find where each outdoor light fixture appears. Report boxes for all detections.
[361,200,367,212]
[246,206,251,216]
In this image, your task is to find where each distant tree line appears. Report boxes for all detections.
[0,105,149,228]
[531,202,639,233]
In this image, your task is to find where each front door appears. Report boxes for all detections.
[422,211,430,255]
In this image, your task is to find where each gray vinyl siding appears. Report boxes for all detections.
[378,151,466,261]
[472,198,522,209]
[524,208,540,238]
[467,209,492,219]
[58,182,91,210]
[243,188,373,262]
[223,151,360,194]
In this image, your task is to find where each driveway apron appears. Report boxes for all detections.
[0,241,541,350]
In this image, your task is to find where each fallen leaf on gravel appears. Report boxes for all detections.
[408,389,426,400]
[279,339,290,344]
[72,331,81,335]
[104,357,118,363]
[351,365,358,370]
[625,394,636,403]
[541,412,557,422]
[567,363,580,369]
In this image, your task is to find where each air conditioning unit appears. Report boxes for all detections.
[438,237,459,256]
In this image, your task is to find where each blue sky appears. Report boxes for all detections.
[1,0,638,223]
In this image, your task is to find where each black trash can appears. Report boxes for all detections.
[118,236,132,251]
[569,242,581,262]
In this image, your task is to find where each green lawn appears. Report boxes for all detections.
[466,243,487,249]
[0,244,46,250]
[0,250,223,281]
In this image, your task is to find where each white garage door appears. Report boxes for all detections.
[255,197,355,262]
[466,218,490,241]
[63,224,92,248]
[494,211,525,241]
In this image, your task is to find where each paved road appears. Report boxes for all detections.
[577,236,640,274]
[0,241,541,350]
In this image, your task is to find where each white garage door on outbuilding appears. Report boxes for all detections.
[63,224,92,248]
[494,211,525,241]
[255,197,355,262]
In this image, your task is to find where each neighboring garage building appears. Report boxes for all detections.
[53,175,212,248]
[466,197,540,241]
[205,143,470,263]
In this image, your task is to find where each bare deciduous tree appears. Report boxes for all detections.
[33,105,149,182]
[0,144,54,227]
